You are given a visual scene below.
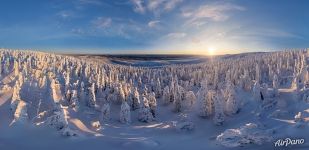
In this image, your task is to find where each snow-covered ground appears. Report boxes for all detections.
[0,49,309,150]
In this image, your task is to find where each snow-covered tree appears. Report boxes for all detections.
[70,90,79,111]
[213,67,219,89]
[45,105,68,130]
[155,78,162,98]
[137,77,142,87]
[138,97,154,122]
[127,87,140,110]
[173,83,186,112]
[132,87,141,109]
[272,74,279,96]
[148,92,157,118]
[118,84,126,103]
[120,101,131,124]
[51,78,64,104]
[255,64,260,83]
[141,85,149,97]
[183,91,196,111]
[291,74,298,90]
[11,100,28,125]
[88,83,96,108]
[65,89,72,104]
[13,60,19,76]
[79,82,87,105]
[163,86,170,105]
[260,83,268,100]
[197,81,213,117]
[225,86,238,115]
[169,78,176,102]
[213,92,225,125]
[64,71,71,91]
[241,69,251,91]
[11,81,22,111]
[101,103,111,122]
[253,81,261,102]
[4,58,10,74]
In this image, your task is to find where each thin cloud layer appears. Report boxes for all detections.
[166,32,187,39]
[148,20,160,28]
[130,0,183,15]
[93,17,112,29]
[183,3,245,28]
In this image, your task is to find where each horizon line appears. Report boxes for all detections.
[1,47,308,56]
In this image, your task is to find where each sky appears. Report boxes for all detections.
[0,0,308,55]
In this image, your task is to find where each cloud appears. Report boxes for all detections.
[90,17,149,39]
[148,20,160,28]
[78,0,103,5]
[71,28,85,35]
[166,32,186,39]
[164,0,183,11]
[147,0,163,10]
[148,0,182,11]
[130,0,183,15]
[183,3,245,25]
[130,0,145,14]
[57,11,75,19]
[93,17,112,29]
[72,0,107,10]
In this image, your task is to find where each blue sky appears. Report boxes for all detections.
[0,0,308,54]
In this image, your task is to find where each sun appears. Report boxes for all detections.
[207,46,216,55]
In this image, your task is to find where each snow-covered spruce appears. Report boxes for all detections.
[240,69,251,91]
[225,84,239,115]
[120,101,131,124]
[148,92,157,118]
[138,97,154,123]
[173,83,186,112]
[272,74,279,97]
[213,92,225,125]
[45,105,68,130]
[197,80,213,117]
[101,103,111,122]
[127,87,140,110]
[10,100,28,125]
[88,83,97,108]
[11,81,22,111]
[70,90,79,111]
[163,86,170,105]
[253,81,261,102]
[183,91,196,111]
[44,104,78,136]
[260,83,269,101]
[51,78,63,104]
[197,90,214,118]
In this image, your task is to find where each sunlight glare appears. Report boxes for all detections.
[207,47,216,55]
